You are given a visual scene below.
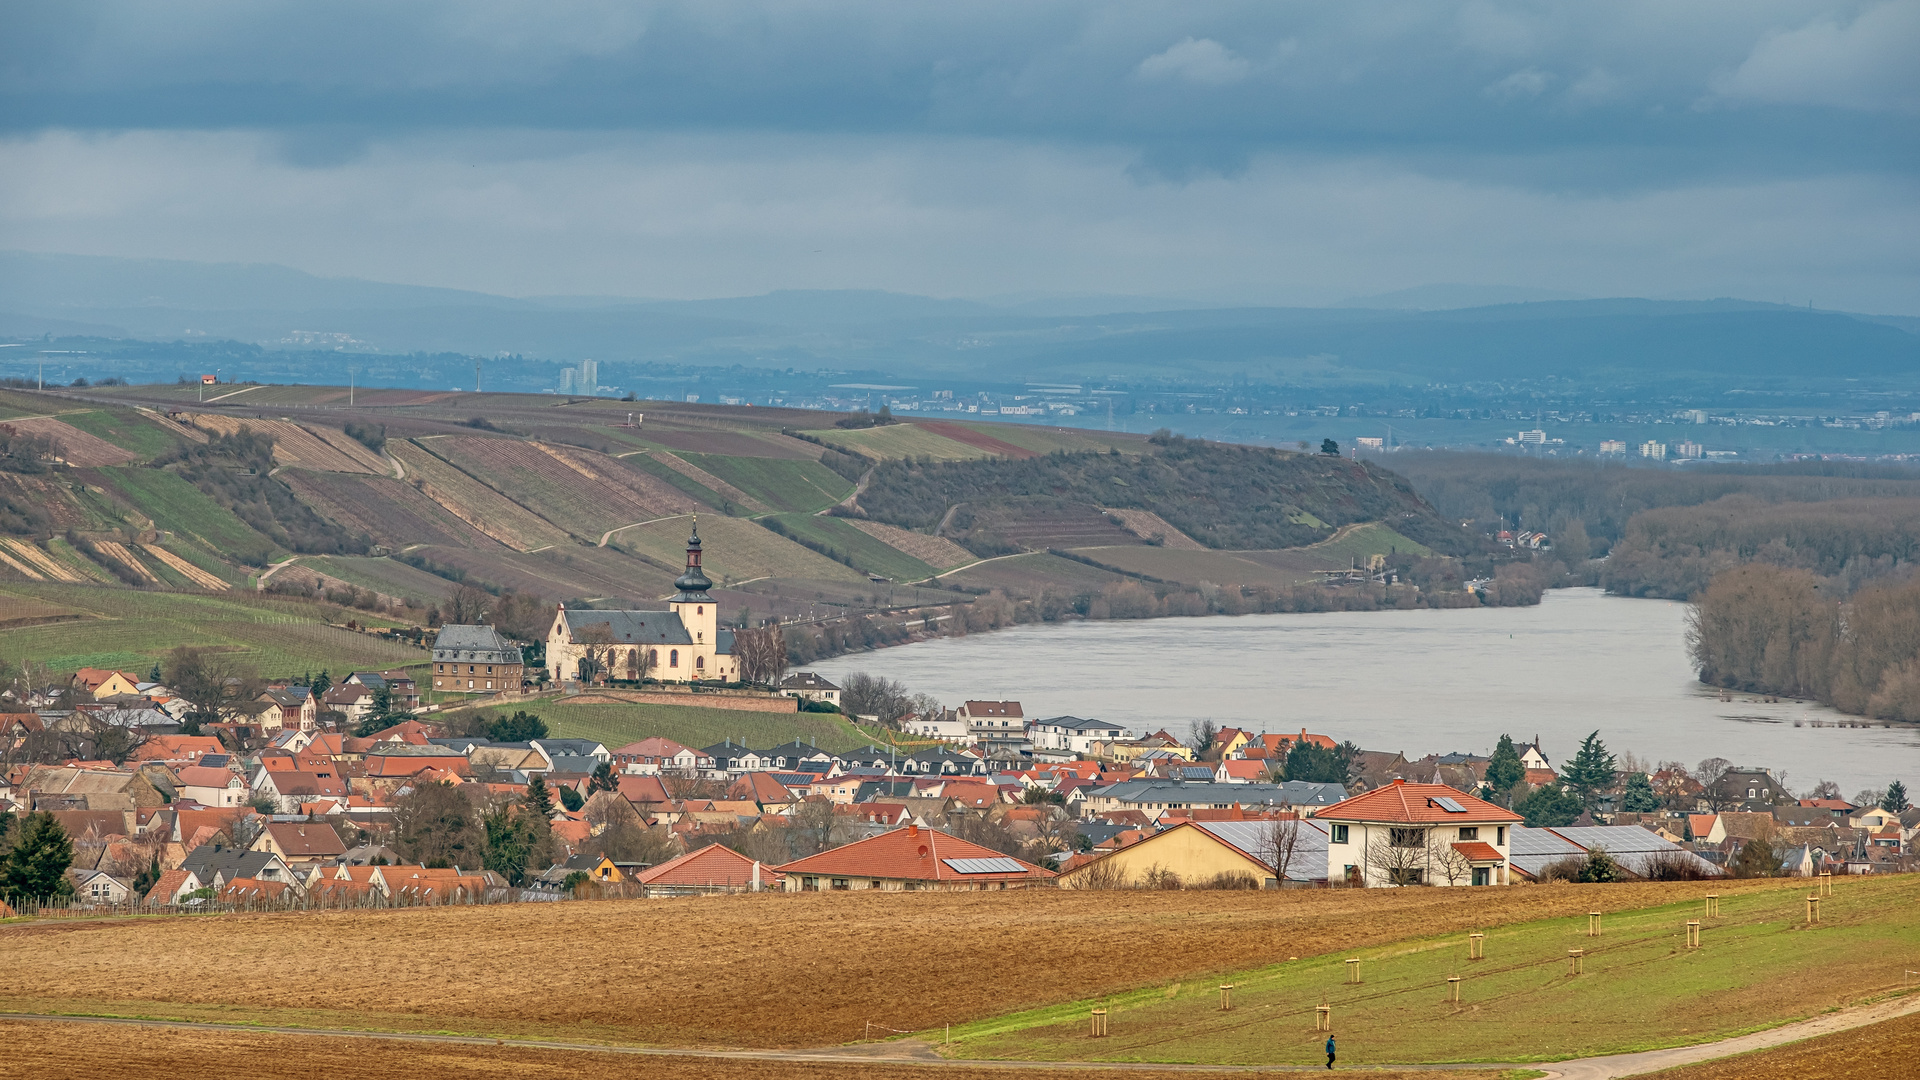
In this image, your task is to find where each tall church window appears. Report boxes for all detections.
[696,655,705,671]
[669,649,679,668]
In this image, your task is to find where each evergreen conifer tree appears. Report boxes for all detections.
[588,760,617,794]
[1561,731,1618,810]
[1577,847,1621,883]
[525,773,555,819]
[1485,735,1524,805]
[1621,772,1661,812]
[1,812,76,902]
[1883,780,1910,813]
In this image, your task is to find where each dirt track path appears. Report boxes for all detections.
[5,991,1916,1077]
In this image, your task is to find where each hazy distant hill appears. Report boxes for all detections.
[4,250,1914,387]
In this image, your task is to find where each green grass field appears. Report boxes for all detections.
[619,452,735,509]
[764,513,939,581]
[802,424,992,461]
[948,876,1920,1067]
[57,409,183,458]
[681,454,853,513]
[452,699,887,753]
[949,422,1140,456]
[1299,521,1435,561]
[293,555,469,604]
[97,466,282,560]
[0,582,426,675]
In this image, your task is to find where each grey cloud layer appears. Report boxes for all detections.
[5,1,1915,181]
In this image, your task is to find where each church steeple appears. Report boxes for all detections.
[671,517,714,602]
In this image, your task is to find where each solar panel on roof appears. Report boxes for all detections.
[943,857,1027,874]
[1433,796,1467,812]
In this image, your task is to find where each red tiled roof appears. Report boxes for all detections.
[1688,814,1718,837]
[263,821,347,857]
[617,774,673,804]
[177,765,242,788]
[773,824,1052,882]
[145,868,195,904]
[636,843,781,888]
[1451,841,1505,862]
[1315,780,1521,825]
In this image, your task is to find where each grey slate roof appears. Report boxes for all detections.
[558,609,693,646]
[432,625,523,665]
[1089,780,1347,808]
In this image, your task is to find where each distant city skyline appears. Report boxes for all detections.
[2,2,1914,313]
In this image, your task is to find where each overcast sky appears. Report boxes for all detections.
[3,1,1915,310]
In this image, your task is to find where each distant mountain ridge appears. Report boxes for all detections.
[3,250,1913,386]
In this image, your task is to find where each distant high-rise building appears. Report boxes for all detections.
[580,358,598,392]
[558,367,576,395]
[1599,440,1627,455]
[1676,440,1705,459]
[1639,441,1667,460]
[1517,429,1546,445]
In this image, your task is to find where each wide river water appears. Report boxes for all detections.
[812,588,1920,796]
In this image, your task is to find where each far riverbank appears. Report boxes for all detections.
[810,587,1919,795]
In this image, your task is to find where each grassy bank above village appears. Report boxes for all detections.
[943,875,1920,1066]
[438,698,904,753]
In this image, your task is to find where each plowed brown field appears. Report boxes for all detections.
[0,1021,1499,1080]
[0,882,1755,1050]
[0,416,139,466]
[1640,1010,1920,1080]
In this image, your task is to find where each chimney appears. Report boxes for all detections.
[1392,778,1405,785]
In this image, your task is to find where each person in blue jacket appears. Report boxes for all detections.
[1325,1033,1336,1068]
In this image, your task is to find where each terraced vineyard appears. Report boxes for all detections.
[185,415,386,473]
[764,513,938,582]
[55,408,184,458]
[389,442,572,551]
[426,436,706,539]
[0,415,141,466]
[804,423,996,461]
[845,518,974,569]
[969,499,1143,549]
[613,514,866,586]
[1068,545,1332,588]
[1101,507,1205,549]
[408,544,680,605]
[281,470,496,549]
[97,467,281,560]
[682,454,853,513]
[648,452,769,512]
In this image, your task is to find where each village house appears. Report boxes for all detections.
[775,821,1053,891]
[432,624,526,694]
[1060,818,1331,889]
[1315,779,1522,887]
[958,700,1027,752]
[70,668,142,700]
[610,736,704,775]
[1030,716,1134,756]
[636,843,781,894]
[249,821,348,869]
[777,671,841,706]
[905,709,970,743]
[545,523,738,684]
[1704,767,1795,812]
[178,765,250,807]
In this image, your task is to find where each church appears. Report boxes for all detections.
[545,521,739,684]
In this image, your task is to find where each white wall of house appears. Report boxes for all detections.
[1323,820,1512,887]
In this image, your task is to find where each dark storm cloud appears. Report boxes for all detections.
[4,1,1915,185]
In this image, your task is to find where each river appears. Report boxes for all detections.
[811,588,1920,796]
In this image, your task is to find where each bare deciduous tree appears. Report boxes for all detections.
[571,623,617,685]
[163,646,262,722]
[733,624,788,685]
[1363,826,1433,886]
[1256,815,1306,885]
[445,584,492,625]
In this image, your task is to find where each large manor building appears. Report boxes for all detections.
[545,521,739,684]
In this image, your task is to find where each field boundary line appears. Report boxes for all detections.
[10,992,1919,1076]
[0,1012,1490,1072]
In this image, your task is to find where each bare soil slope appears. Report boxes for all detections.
[0,882,1753,1049]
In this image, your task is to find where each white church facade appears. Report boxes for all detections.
[545,521,739,684]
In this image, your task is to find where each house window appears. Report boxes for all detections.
[1330,824,1349,844]
[1389,867,1424,886]
[1497,826,1506,845]
[1458,827,1479,841]
[1390,827,1426,849]
[1472,866,1490,886]
[831,878,849,890]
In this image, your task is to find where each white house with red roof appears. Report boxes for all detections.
[1314,779,1521,887]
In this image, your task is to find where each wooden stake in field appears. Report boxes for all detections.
[1588,911,1602,937]
[1567,949,1585,975]
[1686,920,1701,948]
[1819,871,1833,897]
[1806,896,1822,924]
[1705,894,1720,918]
[1346,958,1361,984]
[1089,1008,1108,1038]
[1219,984,1234,1011]
[1469,932,1485,960]
[1447,976,1462,1003]
[1315,1004,1333,1031]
